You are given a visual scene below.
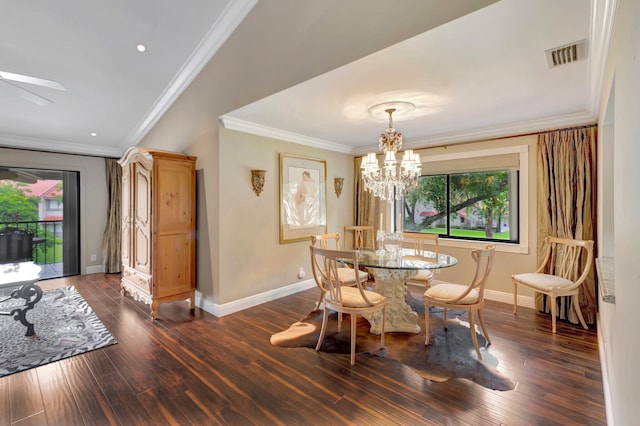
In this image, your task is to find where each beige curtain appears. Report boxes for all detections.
[354,156,384,238]
[102,158,122,273]
[537,126,597,324]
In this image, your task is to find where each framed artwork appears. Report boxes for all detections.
[279,153,327,243]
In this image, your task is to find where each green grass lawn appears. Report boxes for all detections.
[33,243,63,264]
[417,228,511,240]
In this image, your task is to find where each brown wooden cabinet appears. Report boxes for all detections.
[118,147,196,319]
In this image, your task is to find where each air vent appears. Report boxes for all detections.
[545,39,588,68]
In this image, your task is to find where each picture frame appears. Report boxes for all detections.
[279,153,327,243]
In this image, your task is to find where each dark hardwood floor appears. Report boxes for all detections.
[1,274,606,425]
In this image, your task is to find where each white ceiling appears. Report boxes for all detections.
[0,0,611,158]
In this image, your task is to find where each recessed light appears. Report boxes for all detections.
[90,132,97,137]
[136,44,147,53]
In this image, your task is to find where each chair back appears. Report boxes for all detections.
[469,244,496,301]
[539,236,594,289]
[402,232,439,262]
[311,232,342,250]
[344,225,374,250]
[309,246,376,306]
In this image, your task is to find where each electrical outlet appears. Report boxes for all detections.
[90,254,96,262]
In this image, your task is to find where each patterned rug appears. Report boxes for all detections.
[271,293,515,391]
[0,286,117,378]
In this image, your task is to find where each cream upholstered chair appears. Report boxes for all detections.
[310,246,387,365]
[402,232,439,290]
[512,236,594,334]
[423,244,495,360]
[310,233,369,309]
[344,225,375,250]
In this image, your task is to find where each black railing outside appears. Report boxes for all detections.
[0,220,63,270]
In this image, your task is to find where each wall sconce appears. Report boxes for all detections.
[334,177,344,198]
[251,170,267,196]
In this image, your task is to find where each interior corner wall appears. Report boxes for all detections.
[216,127,353,304]
[597,0,640,423]
[0,147,108,275]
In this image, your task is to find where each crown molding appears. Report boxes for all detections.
[0,134,124,158]
[219,116,356,154]
[120,0,258,152]
[396,111,598,154]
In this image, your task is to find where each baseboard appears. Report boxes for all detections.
[85,265,105,274]
[196,279,316,317]
[485,289,535,309]
[196,282,534,318]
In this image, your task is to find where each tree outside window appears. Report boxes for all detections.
[402,170,518,243]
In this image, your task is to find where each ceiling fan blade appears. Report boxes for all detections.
[0,71,65,91]
[0,80,53,106]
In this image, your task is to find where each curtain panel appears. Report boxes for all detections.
[102,158,122,273]
[536,126,597,324]
[354,156,384,236]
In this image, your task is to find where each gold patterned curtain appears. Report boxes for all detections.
[354,156,384,232]
[537,126,597,324]
[102,158,121,273]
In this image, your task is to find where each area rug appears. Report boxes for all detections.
[271,293,514,391]
[0,286,117,378]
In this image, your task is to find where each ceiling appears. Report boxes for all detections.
[0,0,611,158]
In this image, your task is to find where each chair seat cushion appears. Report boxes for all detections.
[326,286,385,308]
[512,273,572,290]
[424,282,479,304]
[407,269,434,283]
[336,267,368,284]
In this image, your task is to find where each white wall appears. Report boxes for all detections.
[597,0,640,422]
[0,147,108,274]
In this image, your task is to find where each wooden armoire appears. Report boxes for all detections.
[118,147,196,319]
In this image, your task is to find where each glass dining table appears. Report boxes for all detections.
[340,248,457,334]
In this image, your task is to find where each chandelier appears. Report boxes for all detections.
[360,107,421,202]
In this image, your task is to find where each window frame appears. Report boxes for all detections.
[397,145,529,254]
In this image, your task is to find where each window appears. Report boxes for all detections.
[47,198,63,211]
[403,170,519,243]
[398,145,527,249]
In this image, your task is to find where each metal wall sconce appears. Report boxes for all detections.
[251,169,267,196]
[334,177,344,198]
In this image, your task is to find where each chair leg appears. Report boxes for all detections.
[550,295,557,334]
[350,313,357,365]
[477,308,491,346]
[315,290,325,311]
[468,310,482,360]
[380,306,386,347]
[315,308,329,351]
[572,294,589,329]
[443,308,448,330]
[513,282,518,314]
[338,312,343,331]
[424,300,431,345]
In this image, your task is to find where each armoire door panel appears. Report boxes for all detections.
[156,163,194,234]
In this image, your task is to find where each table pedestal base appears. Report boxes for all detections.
[363,268,421,335]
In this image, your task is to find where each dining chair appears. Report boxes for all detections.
[511,236,594,334]
[310,233,369,309]
[344,225,375,250]
[402,232,439,291]
[310,245,387,365]
[423,244,495,360]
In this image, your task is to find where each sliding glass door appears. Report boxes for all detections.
[0,166,80,278]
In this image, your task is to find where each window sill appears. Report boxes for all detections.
[438,238,528,254]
